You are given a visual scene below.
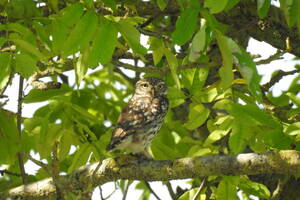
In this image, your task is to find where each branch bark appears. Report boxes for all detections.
[2,150,300,200]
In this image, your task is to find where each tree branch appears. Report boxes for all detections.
[16,75,28,185]
[0,169,20,177]
[29,68,62,90]
[262,69,300,91]
[2,150,300,200]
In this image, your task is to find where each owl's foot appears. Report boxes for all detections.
[130,151,153,161]
[114,154,137,165]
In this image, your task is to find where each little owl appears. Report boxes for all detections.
[106,77,169,156]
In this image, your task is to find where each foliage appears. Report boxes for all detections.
[0,0,300,199]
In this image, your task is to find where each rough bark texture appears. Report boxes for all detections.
[2,150,300,200]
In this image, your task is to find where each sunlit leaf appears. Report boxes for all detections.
[23,85,72,103]
[178,187,206,200]
[216,31,233,91]
[189,20,207,62]
[0,52,11,91]
[0,109,19,164]
[164,48,181,89]
[205,0,229,14]
[257,0,271,18]
[62,11,98,57]
[217,176,239,200]
[239,177,270,198]
[15,53,37,78]
[68,143,92,173]
[184,103,210,130]
[10,39,47,60]
[88,22,118,66]
[116,21,147,54]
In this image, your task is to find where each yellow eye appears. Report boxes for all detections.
[158,84,164,89]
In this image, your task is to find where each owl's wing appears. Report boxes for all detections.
[106,102,147,151]
[106,96,168,151]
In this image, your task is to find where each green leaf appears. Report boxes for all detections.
[10,39,46,60]
[286,92,300,107]
[0,52,11,91]
[0,109,20,164]
[259,129,291,149]
[257,0,271,18]
[23,84,71,103]
[279,0,297,27]
[157,0,167,10]
[38,124,61,158]
[0,37,6,47]
[215,31,233,91]
[150,38,165,65]
[205,0,229,14]
[75,54,87,85]
[89,23,118,65]
[62,11,98,57]
[52,3,84,53]
[32,21,52,48]
[178,187,206,200]
[204,116,233,145]
[184,103,210,130]
[225,0,240,10]
[164,48,181,89]
[172,7,199,45]
[101,0,116,11]
[67,102,99,123]
[217,177,239,200]
[233,49,262,102]
[68,143,92,173]
[116,21,147,54]
[189,20,207,62]
[286,122,300,136]
[239,177,270,198]
[15,53,37,78]
[60,3,85,27]
[229,120,251,154]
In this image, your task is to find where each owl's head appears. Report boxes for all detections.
[134,77,167,97]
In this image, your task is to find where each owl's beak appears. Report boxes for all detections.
[151,88,155,96]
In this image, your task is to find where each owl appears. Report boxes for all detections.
[106,77,169,156]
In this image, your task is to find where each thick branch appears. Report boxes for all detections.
[2,150,300,200]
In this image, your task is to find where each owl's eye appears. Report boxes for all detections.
[142,83,149,88]
[157,84,164,89]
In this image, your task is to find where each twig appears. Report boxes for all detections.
[136,26,171,42]
[99,186,104,200]
[121,180,131,200]
[28,68,62,90]
[144,181,162,200]
[16,75,28,184]
[256,50,284,65]
[52,141,64,200]
[21,152,51,175]
[262,69,300,91]
[138,14,159,28]
[113,60,216,75]
[166,181,177,200]
[99,183,117,200]
[192,177,208,200]
[271,176,289,200]
[112,60,163,74]
[0,169,20,177]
